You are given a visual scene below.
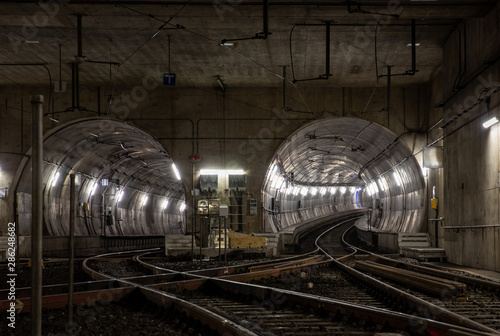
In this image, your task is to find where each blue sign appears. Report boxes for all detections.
[163,73,176,86]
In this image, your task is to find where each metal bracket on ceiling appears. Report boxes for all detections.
[220,0,271,44]
[351,146,365,152]
[378,19,418,79]
[305,132,316,140]
[292,21,333,83]
[347,1,400,19]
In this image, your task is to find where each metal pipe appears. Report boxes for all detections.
[21,99,24,152]
[59,44,62,92]
[31,94,44,336]
[218,217,221,262]
[263,0,269,36]
[77,15,83,57]
[97,87,101,116]
[199,217,203,260]
[443,224,500,229]
[224,217,227,264]
[76,62,80,109]
[71,63,76,109]
[411,19,416,75]
[282,66,287,112]
[387,65,391,128]
[5,0,493,7]
[191,163,195,261]
[68,174,76,325]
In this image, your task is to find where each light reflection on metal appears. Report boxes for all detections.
[90,182,98,196]
[172,163,181,180]
[262,117,425,234]
[116,189,124,203]
[50,172,60,187]
[300,187,308,196]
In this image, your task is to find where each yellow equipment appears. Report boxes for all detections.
[228,231,267,248]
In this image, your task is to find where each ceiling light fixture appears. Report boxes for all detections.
[200,169,245,175]
[407,43,420,47]
[483,116,499,128]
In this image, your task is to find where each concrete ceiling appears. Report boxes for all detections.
[0,1,496,88]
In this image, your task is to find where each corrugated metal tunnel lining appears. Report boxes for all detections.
[15,118,186,236]
[263,117,425,233]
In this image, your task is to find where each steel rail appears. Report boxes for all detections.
[82,252,260,336]
[323,224,500,334]
[81,217,496,336]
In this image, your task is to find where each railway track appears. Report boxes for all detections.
[330,224,500,334]
[3,215,499,335]
[352,255,500,332]
[79,216,496,335]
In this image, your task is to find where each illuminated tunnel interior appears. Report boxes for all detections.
[14,118,186,237]
[263,118,426,234]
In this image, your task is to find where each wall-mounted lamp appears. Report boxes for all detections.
[179,202,186,212]
[142,196,148,207]
[162,199,169,210]
[483,116,499,128]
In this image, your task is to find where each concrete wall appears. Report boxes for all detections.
[437,4,500,271]
[0,84,428,238]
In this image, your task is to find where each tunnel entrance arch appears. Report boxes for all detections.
[262,117,426,234]
[13,118,186,237]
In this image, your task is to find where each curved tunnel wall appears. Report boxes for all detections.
[262,118,426,234]
[15,118,186,236]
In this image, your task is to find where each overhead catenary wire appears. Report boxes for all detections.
[106,2,191,114]
[0,63,52,115]
[112,1,425,188]
[117,2,288,83]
